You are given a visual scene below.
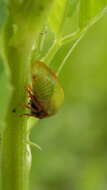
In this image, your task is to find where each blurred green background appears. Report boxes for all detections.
[31,12,107,190]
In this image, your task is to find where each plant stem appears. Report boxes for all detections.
[2,113,31,190]
[1,1,55,189]
[1,12,43,190]
[1,40,33,190]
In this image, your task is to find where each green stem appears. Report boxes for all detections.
[2,113,31,190]
[2,0,61,190]
[1,41,34,190]
[1,15,41,190]
[1,0,55,188]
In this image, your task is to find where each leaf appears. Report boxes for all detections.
[79,0,107,28]
[56,0,107,73]
[48,0,69,37]
[48,0,107,39]
[0,57,12,131]
[67,0,79,17]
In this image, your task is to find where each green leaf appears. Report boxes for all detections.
[0,57,12,131]
[79,0,107,28]
[57,0,107,73]
[67,0,78,17]
[48,0,69,38]
[48,0,107,41]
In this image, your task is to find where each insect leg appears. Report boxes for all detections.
[23,113,37,117]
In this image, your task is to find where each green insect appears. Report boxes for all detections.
[25,61,64,119]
